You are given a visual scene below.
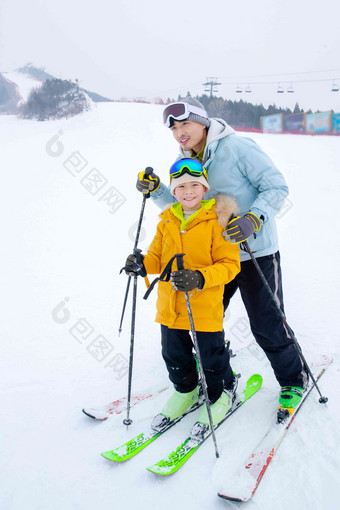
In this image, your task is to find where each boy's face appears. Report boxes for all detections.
[173,181,207,212]
[170,120,207,154]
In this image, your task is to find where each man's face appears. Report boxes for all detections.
[170,120,207,154]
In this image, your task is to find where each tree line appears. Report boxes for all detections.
[183,94,307,129]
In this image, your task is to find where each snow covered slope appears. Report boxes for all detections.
[1,102,339,510]
[2,70,43,104]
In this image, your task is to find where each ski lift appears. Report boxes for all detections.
[287,83,294,93]
[236,84,242,93]
[331,80,339,92]
[277,83,284,93]
[245,84,252,93]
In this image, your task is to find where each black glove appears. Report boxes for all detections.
[136,170,160,194]
[124,253,147,277]
[223,212,262,243]
[170,270,205,292]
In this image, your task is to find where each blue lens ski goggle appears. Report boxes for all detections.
[169,158,208,182]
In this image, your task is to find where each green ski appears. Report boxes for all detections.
[101,399,203,462]
[146,373,262,475]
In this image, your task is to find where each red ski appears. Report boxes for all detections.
[218,356,332,502]
[82,385,169,420]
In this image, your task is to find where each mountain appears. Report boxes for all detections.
[0,63,112,114]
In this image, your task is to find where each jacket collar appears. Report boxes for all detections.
[160,199,216,231]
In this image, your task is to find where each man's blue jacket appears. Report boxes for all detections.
[151,118,289,262]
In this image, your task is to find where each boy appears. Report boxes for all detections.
[126,158,240,429]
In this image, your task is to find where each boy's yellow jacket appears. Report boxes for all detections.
[143,195,240,332]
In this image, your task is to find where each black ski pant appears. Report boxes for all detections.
[161,325,234,403]
[223,251,307,388]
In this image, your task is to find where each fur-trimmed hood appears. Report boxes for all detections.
[214,193,239,229]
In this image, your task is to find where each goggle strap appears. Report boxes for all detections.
[170,167,208,181]
[183,104,208,118]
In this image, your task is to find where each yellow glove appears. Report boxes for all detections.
[136,170,160,194]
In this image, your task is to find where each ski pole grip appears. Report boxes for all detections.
[133,247,142,259]
[175,253,185,271]
[141,167,155,198]
[144,166,154,177]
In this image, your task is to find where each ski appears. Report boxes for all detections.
[101,396,205,462]
[218,356,332,502]
[82,385,169,420]
[146,373,263,475]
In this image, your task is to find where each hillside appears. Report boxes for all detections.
[0,64,112,114]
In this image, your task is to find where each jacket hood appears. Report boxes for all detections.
[214,193,239,228]
[206,118,235,143]
[180,118,235,159]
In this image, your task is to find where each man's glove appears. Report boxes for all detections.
[223,212,262,243]
[124,253,147,277]
[136,170,160,194]
[170,270,205,292]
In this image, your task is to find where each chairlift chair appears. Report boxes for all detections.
[245,85,252,93]
[277,83,284,93]
[236,84,242,93]
[287,83,294,93]
[331,80,339,92]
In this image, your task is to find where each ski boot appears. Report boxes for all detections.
[191,377,238,441]
[151,387,199,432]
[277,386,306,423]
[224,374,239,403]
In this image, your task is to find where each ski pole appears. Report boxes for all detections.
[123,270,139,426]
[122,167,157,426]
[176,253,220,458]
[242,241,328,404]
[118,167,153,336]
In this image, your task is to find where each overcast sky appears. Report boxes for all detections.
[1,0,340,111]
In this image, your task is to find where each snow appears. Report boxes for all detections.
[2,71,43,103]
[1,102,340,510]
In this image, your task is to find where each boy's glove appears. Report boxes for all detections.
[136,170,160,194]
[223,212,262,243]
[124,253,147,277]
[170,270,205,292]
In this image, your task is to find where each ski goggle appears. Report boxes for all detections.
[169,158,208,182]
[163,102,208,127]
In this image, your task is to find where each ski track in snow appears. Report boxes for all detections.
[1,103,340,510]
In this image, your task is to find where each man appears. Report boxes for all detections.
[136,96,308,413]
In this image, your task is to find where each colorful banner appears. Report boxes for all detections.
[283,113,305,133]
[332,113,340,134]
[261,113,283,133]
[305,112,332,134]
